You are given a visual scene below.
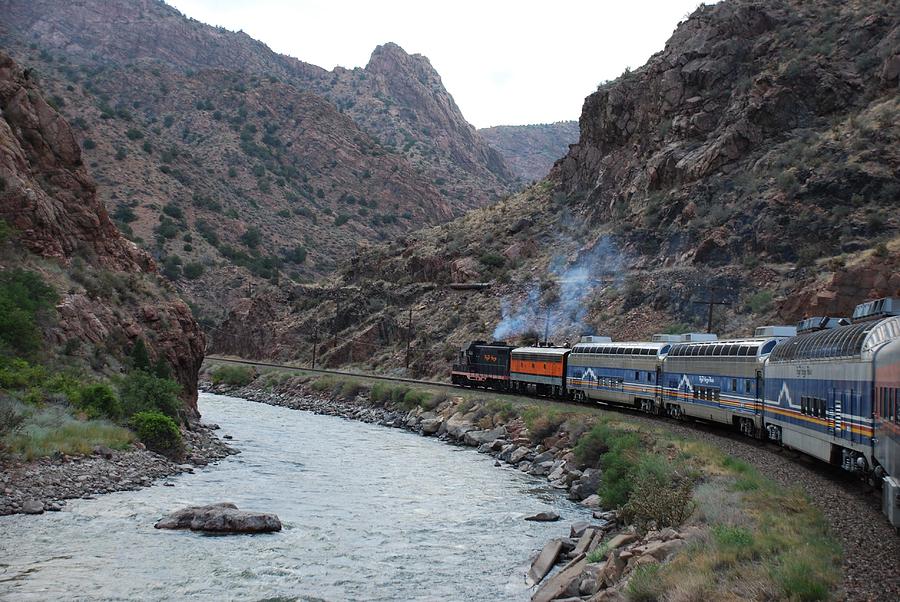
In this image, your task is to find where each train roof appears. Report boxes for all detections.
[511,346,571,357]
[667,338,777,358]
[572,341,670,356]
[769,316,900,362]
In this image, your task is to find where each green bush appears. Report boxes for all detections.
[573,423,642,507]
[73,382,122,420]
[339,379,364,399]
[622,456,695,530]
[478,253,506,269]
[119,370,182,420]
[0,357,47,390]
[774,553,830,602]
[210,364,255,387]
[0,269,58,357]
[625,563,664,602]
[183,262,204,280]
[130,410,182,457]
[745,290,773,314]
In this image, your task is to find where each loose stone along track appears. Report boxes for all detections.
[206,356,900,601]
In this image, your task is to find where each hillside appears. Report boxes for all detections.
[0,0,517,324]
[0,50,204,415]
[480,121,579,182]
[211,0,900,377]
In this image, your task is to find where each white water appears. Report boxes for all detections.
[0,392,591,601]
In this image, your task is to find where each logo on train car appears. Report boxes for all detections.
[777,382,796,408]
[678,374,694,392]
[795,365,812,377]
[698,375,715,385]
[484,354,498,362]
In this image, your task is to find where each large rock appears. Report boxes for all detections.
[527,539,564,586]
[524,511,560,522]
[420,417,443,435]
[22,499,44,514]
[569,467,602,501]
[444,411,477,439]
[463,425,507,446]
[155,503,282,533]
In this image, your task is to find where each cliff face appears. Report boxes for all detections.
[480,122,579,182]
[0,51,205,416]
[551,0,898,264]
[210,0,899,377]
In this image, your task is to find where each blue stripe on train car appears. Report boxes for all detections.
[566,364,657,394]
[763,375,874,445]
[662,372,760,416]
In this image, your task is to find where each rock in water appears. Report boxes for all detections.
[155,503,281,533]
[22,500,44,514]
[524,511,560,522]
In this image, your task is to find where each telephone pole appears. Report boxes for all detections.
[405,305,413,372]
[693,287,732,333]
[311,324,318,369]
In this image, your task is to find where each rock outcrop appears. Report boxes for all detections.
[0,51,204,415]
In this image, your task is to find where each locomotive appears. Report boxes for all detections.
[451,297,900,529]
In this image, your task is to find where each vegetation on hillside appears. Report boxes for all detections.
[0,256,188,460]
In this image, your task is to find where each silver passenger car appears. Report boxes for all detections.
[663,338,779,436]
[566,341,670,411]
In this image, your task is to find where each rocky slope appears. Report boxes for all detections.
[0,0,518,325]
[480,121,579,182]
[211,0,900,377]
[0,51,205,415]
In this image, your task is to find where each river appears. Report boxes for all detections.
[0,392,592,601]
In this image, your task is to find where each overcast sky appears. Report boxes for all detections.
[166,1,712,128]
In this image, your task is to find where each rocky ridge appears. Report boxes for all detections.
[480,121,580,182]
[0,50,205,411]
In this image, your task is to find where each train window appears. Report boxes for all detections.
[712,345,724,356]
[648,372,654,383]
[635,371,640,381]
[731,378,737,391]
[801,397,807,415]
[745,379,752,394]
[738,346,750,356]
[818,399,825,418]
[761,341,776,354]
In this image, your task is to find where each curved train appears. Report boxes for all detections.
[451,297,900,529]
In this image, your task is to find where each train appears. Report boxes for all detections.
[451,297,900,529]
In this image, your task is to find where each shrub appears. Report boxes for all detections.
[210,365,255,387]
[0,357,47,390]
[0,397,25,440]
[334,214,350,226]
[479,253,506,269]
[339,379,364,399]
[0,269,58,357]
[118,370,182,420]
[183,262,204,280]
[573,423,642,507]
[400,388,432,409]
[240,227,262,249]
[774,553,830,602]
[622,458,695,530]
[745,290,773,314]
[73,382,122,420]
[82,138,96,150]
[125,128,143,140]
[130,411,182,457]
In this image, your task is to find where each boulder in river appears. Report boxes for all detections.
[22,499,44,514]
[155,502,282,533]
[524,511,560,522]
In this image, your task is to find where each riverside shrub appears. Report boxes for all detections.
[211,364,255,386]
[73,382,122,420]
[130,410,182,457]
[119,370,182,420]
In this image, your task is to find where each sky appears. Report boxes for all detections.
[166,1,713,128]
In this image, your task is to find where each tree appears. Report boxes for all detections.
[240,227,262,249]
[130,339,151,371]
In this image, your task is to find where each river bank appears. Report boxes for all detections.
[0,423,235,516]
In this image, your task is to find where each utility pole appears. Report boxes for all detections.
[405,305,413,372]
[693,287,732,333]
[311,324,318,369]
[543,309,550,346]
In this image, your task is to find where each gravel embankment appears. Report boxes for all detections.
[0,424,235,516]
